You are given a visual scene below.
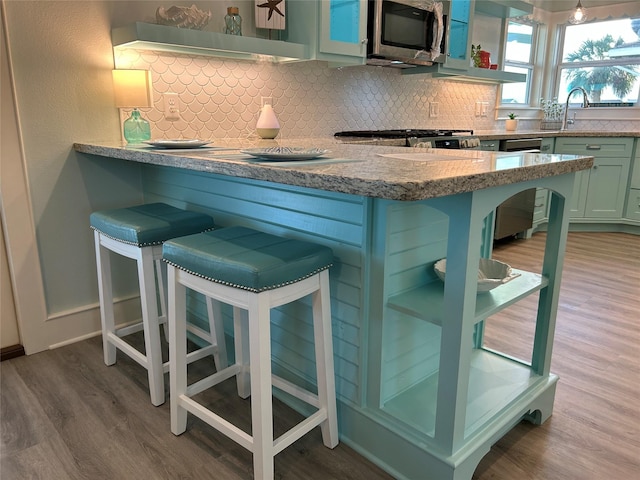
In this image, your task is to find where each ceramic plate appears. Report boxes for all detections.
[240,147,330,161]
[145,139,212,149]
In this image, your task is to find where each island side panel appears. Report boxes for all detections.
[140,164,372,407]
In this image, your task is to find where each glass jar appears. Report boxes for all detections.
[224,7,242,35]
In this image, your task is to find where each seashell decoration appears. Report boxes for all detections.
[156,5,212,30]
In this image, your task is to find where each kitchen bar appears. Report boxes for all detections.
[74,139,592,480]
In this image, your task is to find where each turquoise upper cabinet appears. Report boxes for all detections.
[447,0,473,70]
[320,0,368,58]
[285,0,367,66]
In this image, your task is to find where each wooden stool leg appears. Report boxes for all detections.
[249,295,275,480]
[94,231,116,366]
[234,306,251,399]
[313,270,339,448]
[169,266,188,435]
[206,297,228,370]
[138,248,165,406]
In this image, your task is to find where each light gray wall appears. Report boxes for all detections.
[3,0,144,320]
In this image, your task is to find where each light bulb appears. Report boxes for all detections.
[569,0,587,25]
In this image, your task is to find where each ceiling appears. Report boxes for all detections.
[530,0,639,12]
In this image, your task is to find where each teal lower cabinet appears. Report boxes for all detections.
[625,189,640,221]
[141,165,575,480]
[533,188,549,227]
[555,137,633,222]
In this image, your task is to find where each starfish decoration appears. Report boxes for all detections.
[257,0,284,21]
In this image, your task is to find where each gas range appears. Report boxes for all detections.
[334,129,481,149]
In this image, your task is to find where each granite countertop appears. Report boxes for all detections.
[74,138,594,202]
[473,129,640,140]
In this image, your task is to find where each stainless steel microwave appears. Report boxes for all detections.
[366,0,446,68]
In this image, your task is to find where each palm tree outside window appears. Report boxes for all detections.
[556,17,640,106]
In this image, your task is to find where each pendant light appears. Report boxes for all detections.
[568,0,587,25]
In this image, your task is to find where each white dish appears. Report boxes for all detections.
[145,139,212,149]
[241,147,330,161]
[433,258,521,293]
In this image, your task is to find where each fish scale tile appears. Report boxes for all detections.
[114,48,640,138]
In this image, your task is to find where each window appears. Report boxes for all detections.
[556,17,640,106]
[500,21,536,105]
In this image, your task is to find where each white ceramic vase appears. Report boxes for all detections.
[505,119,518,131]
[256,104,280,139]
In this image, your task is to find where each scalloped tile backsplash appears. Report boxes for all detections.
[114,49,639,139]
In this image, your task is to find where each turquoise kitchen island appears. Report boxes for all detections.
[74,139,593,480]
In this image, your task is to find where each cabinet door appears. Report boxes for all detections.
[532,188,548,225]
[569,169,589,218]
[625,189,640,221]
[630,142,640,189]
[319,0,367,57]
[584,158,631,218]
[539,137,555,153]
[446,0,474,70]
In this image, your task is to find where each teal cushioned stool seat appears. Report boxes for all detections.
[91,202,225,407]
[90,202,215,246]
[164,225,339,480]
[162,226,333,292]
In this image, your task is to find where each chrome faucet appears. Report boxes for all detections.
[561,87,589,131]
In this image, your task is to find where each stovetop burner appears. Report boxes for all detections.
[334,129,474,139]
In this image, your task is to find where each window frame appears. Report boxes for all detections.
[553,18,640,108]
[499,19,538,107]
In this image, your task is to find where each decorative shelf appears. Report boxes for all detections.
[381,348,550,439]
[112,22,310,63]
[403,64,526,84]
[387,269,548,326]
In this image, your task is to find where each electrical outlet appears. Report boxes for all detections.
[163,92,180,121]
[430,102,439,118]
[261,96,273,108]
[475,102,482,117]
[481,102,489,117]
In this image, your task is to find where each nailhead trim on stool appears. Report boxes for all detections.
[164,226,339,480]
[90,202,225,406]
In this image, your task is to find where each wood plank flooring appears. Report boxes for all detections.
[474,231,640,480]
[2,232,639,479]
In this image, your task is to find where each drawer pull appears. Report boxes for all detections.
[586,145,601,150]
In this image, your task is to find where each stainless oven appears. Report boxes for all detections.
[494,138,542,240]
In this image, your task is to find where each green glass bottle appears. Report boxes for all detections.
[224,7,242,35]
[123,108,151,144]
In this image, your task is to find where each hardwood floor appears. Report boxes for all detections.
[1,232,638,479]
[474,231,640,480]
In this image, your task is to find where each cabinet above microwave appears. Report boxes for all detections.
[401,0,532,83]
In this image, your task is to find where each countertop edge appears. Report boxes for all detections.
[73,141,594,202]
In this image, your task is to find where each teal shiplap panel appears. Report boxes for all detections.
[381,310,442,403]
[144,167,365,243]
[380,202,449,404]
[140,164,367,405]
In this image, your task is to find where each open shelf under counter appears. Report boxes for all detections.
[387,269,548,326]
[381,348,554,440]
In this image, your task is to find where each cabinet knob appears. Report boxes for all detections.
[592,165,598,170]
[541,145,550,151]
[361,38,368,45]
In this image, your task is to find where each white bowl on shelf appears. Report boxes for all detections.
[433,258,520,293]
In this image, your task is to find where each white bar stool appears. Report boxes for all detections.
[163,226,339,480]
[90,202,227,406]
